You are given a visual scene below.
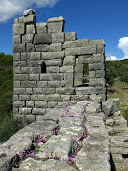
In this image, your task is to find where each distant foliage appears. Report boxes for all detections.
[120,73,128,84]
[0,52,13,67]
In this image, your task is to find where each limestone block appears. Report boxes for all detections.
[102,98,120,115]
[92,54,105,63]
[13,114,24,122]
[13,81,20,88]
[13,23,25,35]
[13,43,26,52]
[74,63,83,77]
[25,115,36,124]
[41,51,64,60]
[36,22,47,33]
[26,88,33,95]
[47,81,61,88]
[13,35,21,44]
[60,66,74,73]
[32,108,46,115]
[28,74,39,81]
[13,74,28,81]
[14,18,19,24]
[23,9,36,16]
[62,39,89,49]
[56,87,74,95]
[65,32,77,41]
[89,71,96,78]
[13,101,25,107]
[26,101,34,107]
[106,119,115,126]
[21,53,27,61]
[47,101,58,108]
[40,74,51,81]
[46,66,60,73]
[18,15,36,23]
[48,21,64,33]
[14,88,26,95]
[26,24,36,34]
[35,44,50,52]
[96,70,105,78]
[33,88,43,94]
[89,63,104,71]
[95,86,106,94]
[13,53,20,61]
[22,34,34,43]
[26,43,35,52]
[75,87,96,95]
[63,56,75,66]
[35,101,47,108]
[21,67,40,74]
[33,33,52,44]
[21,81,37,88]
[42,88,56,94]
[51,73,64,81]
[27,52,41,60]
[14,61,27,67]
[47,16,65,23]
[45,94,61,101]
[13,95,18,101]
[51,32,64,43]
[89,39,105,46]
[13,67,20,74]
[65,46,96,56]
[45,59,62,66]
[89,78,106,86]
[78,55,93,64]
[64,73,74,87]
[31,94,45,101]
[19,95,31,101]
[50,43,62,51]
[86,101,101,114]
[19,107,32,114]
[97,45,105,54]
[37,81,48,88]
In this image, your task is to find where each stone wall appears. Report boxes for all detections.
[13,9,107,125]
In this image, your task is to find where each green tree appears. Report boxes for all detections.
[106,66,116,86]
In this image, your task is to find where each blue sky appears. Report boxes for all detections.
[0,0,128,61]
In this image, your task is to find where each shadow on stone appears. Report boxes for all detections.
[110,152,116,171]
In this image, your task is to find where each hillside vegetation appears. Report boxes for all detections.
[0,52,128,143]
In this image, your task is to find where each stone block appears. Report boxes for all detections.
[21,53,27,61]
[21,81,37,88]
[13,67,20,74]
[45,94,61,102]
[33,88,43,94]
[28,74,39,81]
[26,24,36,34]
[60,66,74,73]
[13,23,25,35]
[13,74,28,81]
[36,22,48,33]
[26,101,34,107]
[89,71,96,78]
[97,45,105,54]
[25,115,36,124]
[14,88,26,95]
[92,54,105,63]
[50,43,62,51]
[47,81,61,88]
[89,63,104,71]
[14,18,19,24]
[47,101,58,108]
[89,78,106,86]
[40,74,51,81]
[22,34,34,43]
[23,9,36,16]
[62,39,89,49]
[13,101,25,107]
[13,43,26,53]
[78,55,93,64]
[13,108,18,114]
[35,101,47,108]
[37,81,48,88]
[41,51,64,60]
[19,95,31,101]
[51,32,64,43]
[19,15,36,23]
[32,108,45,115]
[45,59,62,66]
[42,88,56,94]
[13,81,20,88]
[46,66,60,73]
[96,70,105,78]
[26,43,35,52]
[14,61,27,67]
[86,102,101,114]
[51,73,64,81]
[56,87,75,95]
[65,46,96,56]
[95,86,106,94]
[13,95,18,101]
[75,87,96,95]
[65,32,77,41]
[35,44,50,52]
[89,39,105,46]
[26,88,33,95]
[13,35,21,44]
[19,107,32,114]
[27,52,41,60]
[21,67,40,74]
[33,33,52,45]
[31,95,45,101]
[13,53,20,61]
[63,56,75,66]
[64,73,74,87]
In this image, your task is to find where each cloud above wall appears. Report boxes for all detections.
[106,52,117,61]
[117,37,128,60]
[0,0,60,23]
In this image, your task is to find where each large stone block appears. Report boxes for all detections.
[18,15,36,23]
[78,55,93,64]
[65,46,96,56]
[37,81,48,88]
[22,34,34,43]
[65,32,77,41]
[33,88,43,94]
[64,73,74,87]
[26,43,35,52]
[60,66,74,73]
[21,81,37,88]
[45,94,61,102]
[13,35,21,44]
[45,59,62,66]
[14,88,26,95]
[35,101,47,108]
[35,44,50,52]
[13,101,25,107]
[50,43,62,52]
[62,39,89,49]
[51,73,64,81]
[96,70,105,78]
[32,108,46,115]
[89,78,106,86]
[26,24,36,34]
[89,71,96,78]
[28,74,39,81]
[13,23,25,35]
[14,61,27,67]
[13,53,21,61]
[13,74,28,81]
[21,67,40,74]
[89,39,105,46]
[92,54,105,63]
[33,33,52,44]
[89,63,104,71]
[46,66,60,73]
[47,81,61,88]
[13,43,26,53]
[42,88,56,94]
[63,56,75,66]
[19,95,31,101]
[27,52,41,60]
[51,32,64,43]
[95,86,106,94]
[41,51,64,60]
[36,22,48,33]
[75,87,96,95]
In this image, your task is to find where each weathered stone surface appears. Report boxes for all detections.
[36,22,48,33]
[23,9,36,16]
[33,33,52,44]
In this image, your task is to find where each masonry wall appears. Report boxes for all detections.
[13,10,107,124]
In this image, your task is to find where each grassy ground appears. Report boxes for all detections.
[107,78,128,125]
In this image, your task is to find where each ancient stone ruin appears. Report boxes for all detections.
[0,9,128,171]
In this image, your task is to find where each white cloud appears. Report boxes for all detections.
[106,52,117,61]
[0,0,60,23]
[117,37,128,60]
